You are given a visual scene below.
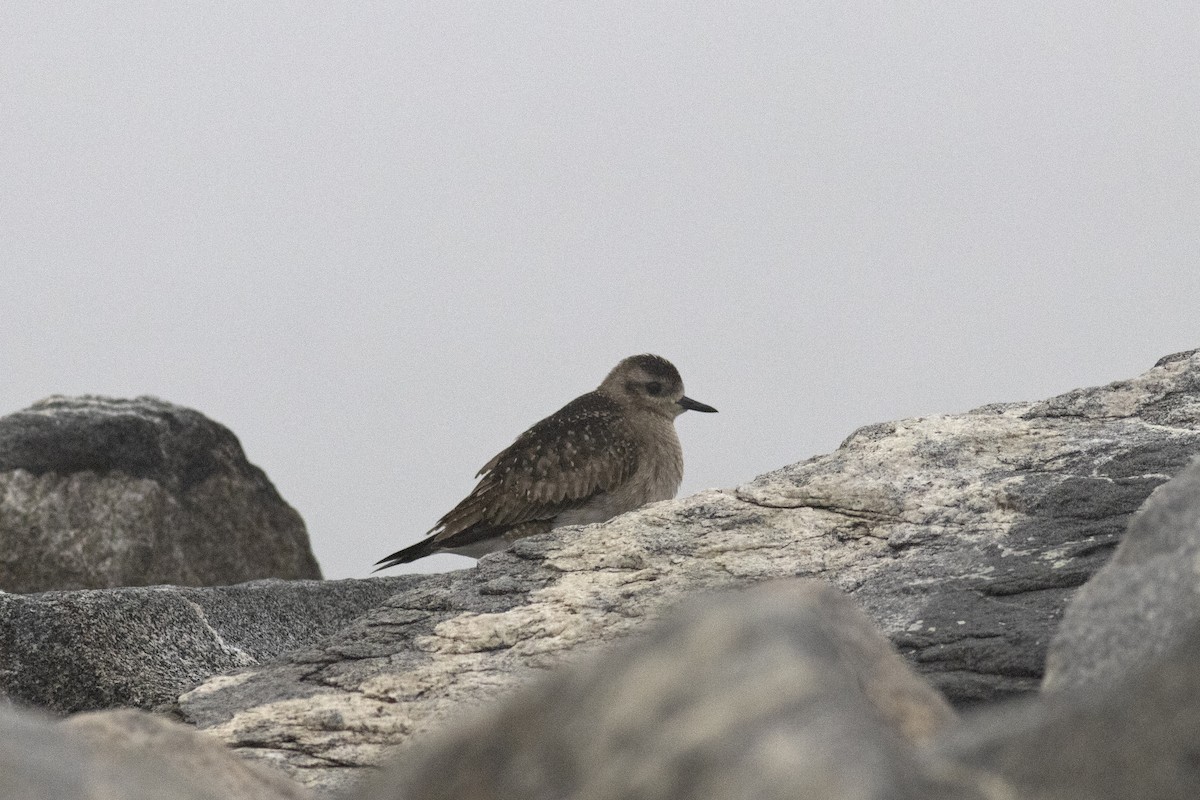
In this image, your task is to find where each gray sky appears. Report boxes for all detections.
[2,4,1198,579]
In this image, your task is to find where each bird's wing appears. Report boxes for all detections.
[429,393,640,543]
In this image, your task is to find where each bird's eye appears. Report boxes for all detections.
[646,381,663,396]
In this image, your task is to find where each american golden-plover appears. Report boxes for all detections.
[374,354,717,569]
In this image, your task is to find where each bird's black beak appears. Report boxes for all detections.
[678,395,718,413]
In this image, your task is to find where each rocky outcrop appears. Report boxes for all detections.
[0,395,319,592]
[0,705,310,800]
[176,350,1200,797]
[0,576,420,714]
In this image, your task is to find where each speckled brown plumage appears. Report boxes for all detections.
[375,354,716,569]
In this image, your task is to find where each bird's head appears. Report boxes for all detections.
[599,354,718,419]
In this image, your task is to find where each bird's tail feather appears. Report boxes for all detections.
[372,539,439,572]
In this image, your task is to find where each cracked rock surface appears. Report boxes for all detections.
[0,395,320,592]
[178,350,1200,797]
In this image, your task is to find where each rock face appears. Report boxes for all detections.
[0,395,320,592]
[0,576,421,714]
[176,350,1200,797]
[0,704,310,800]
[361,581,959,800]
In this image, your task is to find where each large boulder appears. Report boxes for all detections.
[0,576,421,714]
[0,395,320,592]
[177,350,1200,797]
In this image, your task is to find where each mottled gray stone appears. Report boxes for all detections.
[178,350,1200,796]
[0,576,420,714]
[1042,456,1200,693]
[0,395,320,592]
[0,704,310,800]
[357,581,960,800]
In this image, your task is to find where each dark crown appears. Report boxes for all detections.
[624,354,682,383]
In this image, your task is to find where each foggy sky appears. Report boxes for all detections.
[2,4,1198,578]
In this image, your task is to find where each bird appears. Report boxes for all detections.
[374,354,717,570]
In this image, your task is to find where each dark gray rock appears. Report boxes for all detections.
[1042,455,1200,692]
[357,581,962,800]
[941,621,1200,800]
[0,395,320,592]
[174,350,1200,796]
[0,576,420,714]
[0,704,310,800]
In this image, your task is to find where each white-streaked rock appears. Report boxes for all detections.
[0,576,419,713]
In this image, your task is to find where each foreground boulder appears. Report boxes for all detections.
[177,350,1200,796]
[0,705,310,800]
[0,576,421,714]
[0,395,319,592]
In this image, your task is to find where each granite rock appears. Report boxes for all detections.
[0,395,319,592]
[358,580,960,800]
[0,576,420,714]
